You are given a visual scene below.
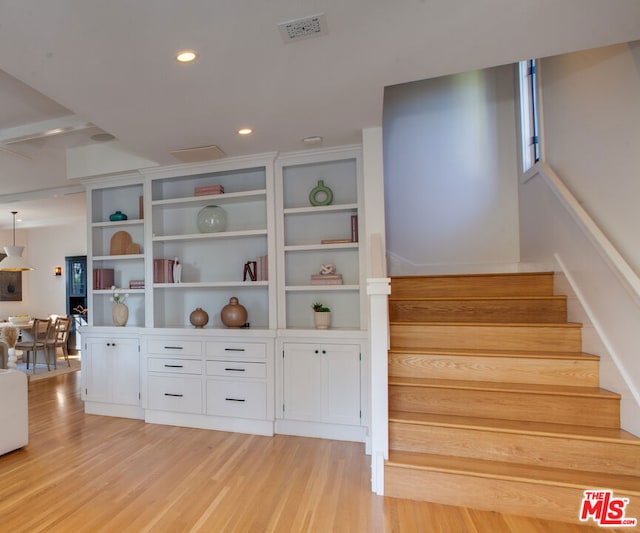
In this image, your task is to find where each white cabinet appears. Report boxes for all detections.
[82,334,142,418]
[142,333,275,435]
[275,147,365,330]
[143,156,276,329]
[282,343,361,426]
[87,177,146,327]
[144,336,204,413]
[205,339,270,421]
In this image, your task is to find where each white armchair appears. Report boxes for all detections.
[0,369,28,455]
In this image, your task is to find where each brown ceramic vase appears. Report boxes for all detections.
[189,307,209,328]
[220,297,247,327]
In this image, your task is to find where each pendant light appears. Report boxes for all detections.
[0,211,34,271]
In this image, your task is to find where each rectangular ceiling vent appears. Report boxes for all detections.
[278,13,327,43]
[170,145,226,163]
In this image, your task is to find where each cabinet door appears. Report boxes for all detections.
[83,337,140,406]
[322,344,360,425]
[283,344,322,421]
[83,339,112,403]
[112,338,140,406]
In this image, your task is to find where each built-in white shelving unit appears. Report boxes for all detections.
[275,146,365,330]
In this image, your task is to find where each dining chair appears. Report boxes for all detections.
[15,318,52,373]
[46,316,72,368]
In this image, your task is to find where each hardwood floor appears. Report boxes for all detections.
[0,372,632,532]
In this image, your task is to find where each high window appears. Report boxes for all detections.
[519,59,541,171]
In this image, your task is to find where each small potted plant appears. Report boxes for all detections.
[312,302,331,329]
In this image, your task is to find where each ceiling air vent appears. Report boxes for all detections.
[278,13,327,43]
[169,145,226,163]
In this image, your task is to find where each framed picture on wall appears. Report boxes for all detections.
[0,253,22,301]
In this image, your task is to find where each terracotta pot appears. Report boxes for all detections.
[313,311,331,329]
[189,307,209,328]
[220,297,247,328]
[112,303,129,327]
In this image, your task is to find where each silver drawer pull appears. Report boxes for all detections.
[224,348,245,352]
[164,393,183,397]
[164,364,183,368]
[225,398,246,402]
[224,368,245,372]
[164,346,183,350]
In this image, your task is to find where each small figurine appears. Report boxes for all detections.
[320,263,336,275]
[173,257,182,283]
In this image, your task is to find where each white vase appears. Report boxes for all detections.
[314,311,331,329]
[112,303,129,327]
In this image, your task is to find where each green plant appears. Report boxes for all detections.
[311,302,331,312]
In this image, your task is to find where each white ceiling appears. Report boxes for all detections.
[0,0,639,228]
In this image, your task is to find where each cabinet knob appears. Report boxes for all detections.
[314,350,319,354]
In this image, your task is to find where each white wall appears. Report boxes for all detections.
[0,221,86,320]
[519,165,640,436]
[520,42,640,435]
[540,41,640,276]
[383,65,521,275]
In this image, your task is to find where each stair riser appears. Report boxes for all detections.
[389,422,640,476]
[389,299,567,324]
[388,385,620,427]
[388,352,599,387]
[384,465,640,525]
[391,273,554,299]
[390,324,582,352]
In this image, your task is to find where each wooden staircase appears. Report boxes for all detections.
[385,272,640,525]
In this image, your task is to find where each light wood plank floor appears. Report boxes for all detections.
[0,372,632,532]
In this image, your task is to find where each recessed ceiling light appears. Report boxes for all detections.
[176,50,198,63]
[90,133,116,142]
[303,136,323,145]
[237,128,253,136]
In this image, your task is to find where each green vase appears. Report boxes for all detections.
[309,180,333,206]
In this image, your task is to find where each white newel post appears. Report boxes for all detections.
[367,276,390,495]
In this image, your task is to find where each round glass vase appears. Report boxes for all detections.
[112,302,129,327]
[196,205,228,233]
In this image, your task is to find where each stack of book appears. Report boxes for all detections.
[194,184,224,196]
[93,268,114,290]
[310,273,343,285]
[129,280,145,289]
[153,259,175,283]
[256,255,268,281]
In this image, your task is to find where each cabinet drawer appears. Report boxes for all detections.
[147,339,202,357]
[206,361,266,379]
[205,341,266,360]
[148,375,202,414]
[206,380,266,419]
[148,357,203,375]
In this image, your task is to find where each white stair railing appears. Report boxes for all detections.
[367,233,390,494]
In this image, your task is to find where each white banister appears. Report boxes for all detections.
[367,232,390,494]
[523,162,640,305]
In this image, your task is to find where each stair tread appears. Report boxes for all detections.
[389,410,640,444]
[389,295,567,301]
[388,347,600,361]
[390,272,554,280]
[387,451,640,494]
[388,377,621,398]
[390,321,582,328]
